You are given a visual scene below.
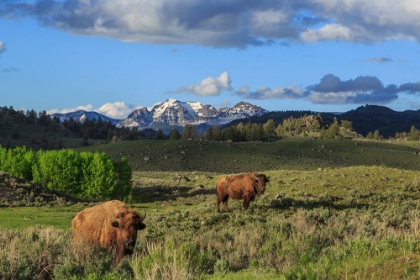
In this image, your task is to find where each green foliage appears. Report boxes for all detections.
[0,146,35,180]
[0,146,132,200]
[169,128,181,140]
[263,119,276,137]
[32,149,82,195]
[80,152,116,199]
[113,157,133,200]
[182,124,197,139]
[373,129,382,140]
[155,129,165,140]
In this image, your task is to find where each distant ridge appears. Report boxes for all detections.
[52,110,121,126]
[52,99,268,134]
[225,104,420,138]
[50,103,420,138]
[352,104,397,114]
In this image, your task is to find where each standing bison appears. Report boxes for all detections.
[216,172,269,212]
[72,200,146,264]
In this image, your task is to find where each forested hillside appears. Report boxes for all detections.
[225,105,420,138]
[0,106,146,150]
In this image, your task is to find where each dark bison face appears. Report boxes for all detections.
[255,174,269,195]
[111,209,146,254]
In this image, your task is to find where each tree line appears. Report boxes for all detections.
[2,105,420,147]
[0,106,146,148]
[0,146,132,200]
[161,114,357,142]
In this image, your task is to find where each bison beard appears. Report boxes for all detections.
[216,173,269,212]
[71,200,146,264]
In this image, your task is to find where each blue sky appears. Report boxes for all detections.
[1,0,420,119]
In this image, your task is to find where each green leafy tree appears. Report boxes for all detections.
[156,129,165,140]
[222,126,238,141]
[373,130,381,140]
[276,124,285,137]
[326,118,340,139]
[263,119,276,137]
[182,124,196,139]
[409,125,420,141]
[341,120,353,132]
[212,126,222,141]
[81,152,115,199]
[169,129,180,140]
[113,157,133,200]
[204,126,213,141]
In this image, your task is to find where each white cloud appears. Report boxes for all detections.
[47,104,94,115]
[2,0,420,47]
[95,102,142,119]
[3,0,420,48]
[217,100,232,108]
[46,102,140,119]
[0,41,6,53]
[235,85,307,99]
[309,91,356,104]
[300,24,354,42]
[178,72,233,96]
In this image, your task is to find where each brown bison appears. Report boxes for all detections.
[71,200,146,264]
[216,172,269,212]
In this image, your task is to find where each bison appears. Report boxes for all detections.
[71,200,146,264]
[216,172,269,212]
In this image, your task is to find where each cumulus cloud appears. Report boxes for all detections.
[235,74,420,105]
[300,24,354,42]
[399,82,420,94]
[217,100,232,108]
[46,102,141,119]
[178,72,232,96]
[0,41,6,53]
[47,104,94,115]
[95,102,142,119]
[1,0,420,48]
[235,85,308,100]
[305,74,400,104]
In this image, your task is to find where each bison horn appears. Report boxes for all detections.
[141,208,146,221]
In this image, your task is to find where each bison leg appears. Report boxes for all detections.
[217,195,230,212]
[223,199,230,212]
[242,198,250,211]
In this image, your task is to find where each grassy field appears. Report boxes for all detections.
[2,138,420,279]
[80,138,420,173]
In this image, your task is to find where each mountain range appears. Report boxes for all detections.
[52,99,268,133]
[51,99,420,138]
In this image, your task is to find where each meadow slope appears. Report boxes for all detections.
[2,138,420,279]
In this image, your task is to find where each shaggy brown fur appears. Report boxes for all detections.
[72,200,146,264]
[216,173,269,212]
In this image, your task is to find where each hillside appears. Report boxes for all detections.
[0,171,85,207]
[225,105,420,138]
[78,138,420,173]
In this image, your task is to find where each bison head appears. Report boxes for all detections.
[254,174,269,195]
[111,209,146,255]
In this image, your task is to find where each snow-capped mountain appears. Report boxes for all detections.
[52,100,268,131]
[116,99,268,129]
[52,110,121,125]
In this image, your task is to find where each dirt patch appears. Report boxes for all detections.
[0,171,85,206]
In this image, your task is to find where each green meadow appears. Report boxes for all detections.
[2,138,420,279]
